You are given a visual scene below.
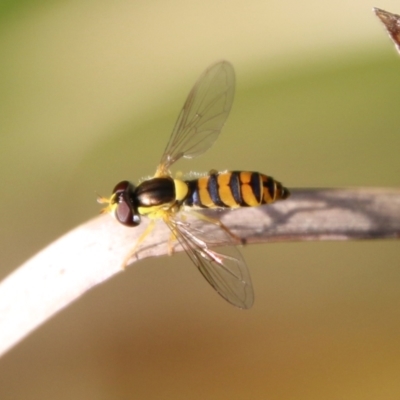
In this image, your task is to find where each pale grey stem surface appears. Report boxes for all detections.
[0,188,399,357]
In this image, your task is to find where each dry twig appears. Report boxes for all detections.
[0,188,399,357]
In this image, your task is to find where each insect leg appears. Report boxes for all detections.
[122,220,156,269]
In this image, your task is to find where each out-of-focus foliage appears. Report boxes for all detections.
[0,1,399,399]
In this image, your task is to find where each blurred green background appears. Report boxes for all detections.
[1,0,400,399]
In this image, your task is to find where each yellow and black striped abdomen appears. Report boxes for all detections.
[184,171,289,209]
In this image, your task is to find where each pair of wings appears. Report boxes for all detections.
[154,61,254,309]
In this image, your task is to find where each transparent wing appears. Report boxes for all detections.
[155,61,235,176]
[166,212,254,309]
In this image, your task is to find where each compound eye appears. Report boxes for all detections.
[112,180,134,196]
[112,181,140,227]
[115,197,140,227]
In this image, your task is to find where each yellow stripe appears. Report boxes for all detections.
[240,171,252,184]
[198,176,214,207]
[240,172,258,206]
[173,179,189,202]
[241,184,258,206]
[217,173,238,208]
[255,173,263,204]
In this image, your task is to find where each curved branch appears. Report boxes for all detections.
[0,188,399,357]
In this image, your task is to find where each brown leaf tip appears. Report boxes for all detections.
[374,7,400,51]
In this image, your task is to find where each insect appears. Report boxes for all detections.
[99,61,290,309]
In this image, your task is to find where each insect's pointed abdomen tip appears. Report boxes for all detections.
[282,186,290,199]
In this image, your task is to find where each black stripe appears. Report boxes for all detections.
[250,173,261,204]
[207,173,224,207]
[229,171,242,205]
[183,180,198,207]
[263,176,275,203]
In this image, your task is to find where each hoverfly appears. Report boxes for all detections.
[99,61,290,309]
